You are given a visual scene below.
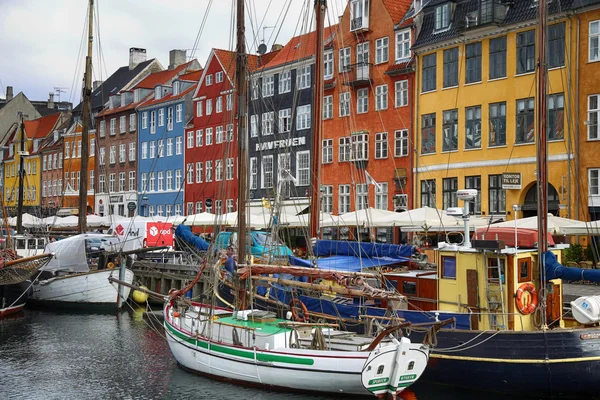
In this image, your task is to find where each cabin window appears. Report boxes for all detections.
[407,361,415,371]
[28,239,36,249]
[487,257,506,283]
[16,239,25,249]
[402,281,417,295]
[377,365,385,375]
[442,256,456,279]
[519,257,531,283]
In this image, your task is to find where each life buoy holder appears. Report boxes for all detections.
[515,282,538,315]
[289,298,309,322]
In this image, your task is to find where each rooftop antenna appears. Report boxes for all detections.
[258,26,275,54]
[54,87,69,102]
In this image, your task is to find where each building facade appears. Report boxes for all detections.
[39,131,64,217]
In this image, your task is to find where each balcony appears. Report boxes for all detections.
[350,16,369,32]
[341,62,373,87]
[456,0,506,30]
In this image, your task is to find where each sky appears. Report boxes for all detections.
[0,0,348,107]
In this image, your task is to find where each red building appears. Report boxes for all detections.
[321,0,414,225]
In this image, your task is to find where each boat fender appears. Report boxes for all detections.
[289,298,309,322]
[516,282,538,315]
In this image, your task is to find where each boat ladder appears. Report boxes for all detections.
[484,251,506,330]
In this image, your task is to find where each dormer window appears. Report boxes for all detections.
[350,0,369,32]
[173,81,180,96]
[134,89,140,103]
[155,86,162,100]
[33,139,40,153]
[435,3,451,30]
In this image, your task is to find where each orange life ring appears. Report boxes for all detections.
[289,298,308,322]
[515,282,538,315]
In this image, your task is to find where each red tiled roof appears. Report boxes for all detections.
[210,49,276,85]
[264,25,338,69]
[179,69,203,81]
[24,113,61,139]
[138,84,197,109]
[385,59,414,74]
[134,60,196,89]
[383,0,412,24]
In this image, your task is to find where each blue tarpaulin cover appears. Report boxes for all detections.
[544,251,600,283]
[310,240,413,272]
[175,224,210,251]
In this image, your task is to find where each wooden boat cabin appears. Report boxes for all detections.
[384,271,438,312]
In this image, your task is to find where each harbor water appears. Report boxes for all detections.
[0,307,515,400]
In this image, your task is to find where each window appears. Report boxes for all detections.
[339,92,351,117]
[250,157,257,190]
[421,179,436,207]
[196,101,203,117]
[110,118,116,135]
[375,85,388,111]
[298,66,311,89]
[422,53,436,92]
[442,109,457,152]
[489,174,506,214]
[548,23,565,68]
[150,111,156,134]
[296,105,311,130]
[226,124,233,142]
[262,112,274,135]
[339,137,351,162]
[465,175,481,214]
[395,80,408,107]
[216,126,224,143]
[119,172,125,192]
[226,199,234,213]
[519,258,532,283]
[206,99,212,115]
[435,3,450,30]
[215,159,223,181]
[324,50,334,79]
[250,115,258,137]
[262,76,274,97]
[158,109,164,126]
[322,139,333,164]
[352,133,369,161]
[129,171,135,191]
[517,30,535,74]
[356,184,368,210]
[149,141,156,158]
[262,155,273,188]
[157,171,164,191]
[394,130,409,157]
[339,47,351,72]
[196,162,203,183]
[465,42,482,83]
[357,88,368,114]
[375,132,388,159]
[548,93,565,140]
[442,177,458,209]
[489,36,507,79]
[65,142,70,159]
[279,71,291,93]
[421,113,436,154]
[489,102,506,146]
[156,205,163,216]
[100,120,106,137]
[166,138,173,156]
[322,185,333,213]
[323,96,333,120]
[176,104,182,122]
[157,139,164,157]
[465,106,481,149]
[206,127,213,145]
[590,21,600,61]
[175,204,182,216]
[109,173,116,192]
[296,151,310,186]
[129,142,136,161]
[590,169,600,196]
[187,202,194,216]
[339,185,350,213]
[129,113,136,131]
[395,29,410,61]
[442,256,456,279]
[226,158,234,181]
[216,71,223,83]
[206,74,213,85]
[443,48,458,88]
[516,98,535,143]
[176,137,182,154]
[90,139,95,156]
[214,200,222,215]
[375,37,388,64]
[226,94,233,111]
[148,205,154,217]
[251,79,259,100]
[187,131,194,148]
[588,95,600,140]
[375,182,388,210]
[109,145,116,164]
[350,0,368,30]
[99,175,105,193]
[141,173,147,191]
[356,41,369,66]
[167,107,174,130]
[99,147,105,165]
[195,202,203,214]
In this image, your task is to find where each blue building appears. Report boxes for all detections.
[137,69,201,217]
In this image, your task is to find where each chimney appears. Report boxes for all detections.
[271,44,284,52]
[169,49,187,70]
[93,80,103,90]
[6,86,13,101]
[48,93,55,109]
[129,47,147,70]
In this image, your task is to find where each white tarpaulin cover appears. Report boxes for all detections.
[42,234,118,273]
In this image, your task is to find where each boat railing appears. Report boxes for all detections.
[461,310,526,331]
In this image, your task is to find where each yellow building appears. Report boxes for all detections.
[3,112,69,213]
[411,0,579,220]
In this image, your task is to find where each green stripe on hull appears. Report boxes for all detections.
[368,381,414,394]
[165,320,314,366]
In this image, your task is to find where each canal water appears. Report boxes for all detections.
[0,307,513,400]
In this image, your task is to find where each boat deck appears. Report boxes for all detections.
[216,316,292,335]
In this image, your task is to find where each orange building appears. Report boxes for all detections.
[60,122,95,215]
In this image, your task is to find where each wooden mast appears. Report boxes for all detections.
[536,0,548,326]
[78,0,93,233]
[15,114,26,235]
[235,0,248,264]
[309,0,327,241]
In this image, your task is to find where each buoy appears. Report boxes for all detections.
[132,286,149,304]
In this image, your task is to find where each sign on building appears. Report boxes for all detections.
[502,172,522,190]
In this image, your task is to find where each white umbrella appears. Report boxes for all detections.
[337,207,398,227]
[278,212,340,228]
[555,221,600,236]
[86,215,111,228]
[489,214,584,235]
[180,212,218,227]
[379,206,463,230]
[8,213,44,228]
